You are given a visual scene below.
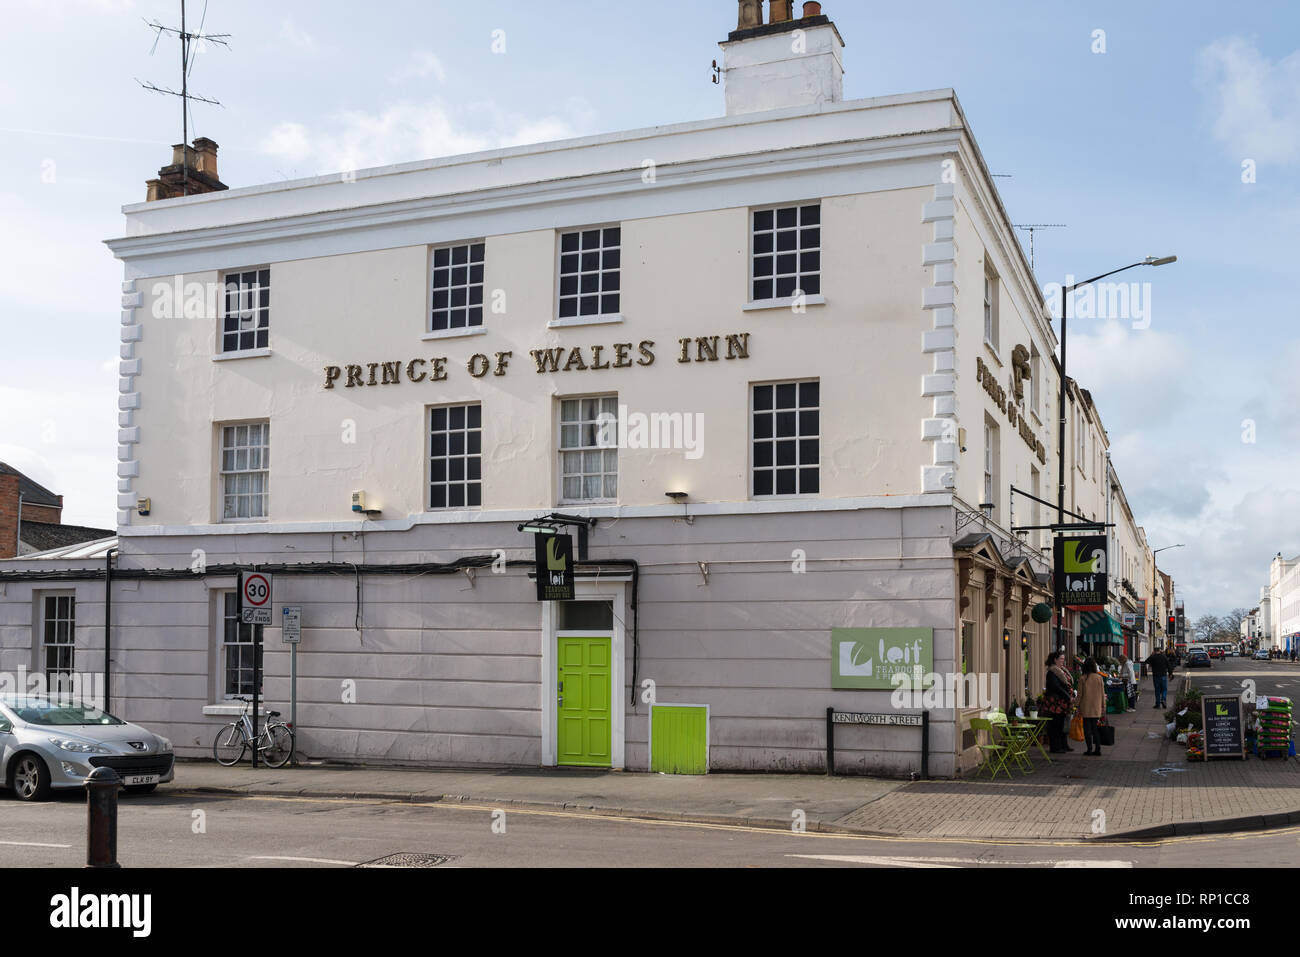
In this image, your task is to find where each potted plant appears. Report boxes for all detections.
[1028,695,1040,719]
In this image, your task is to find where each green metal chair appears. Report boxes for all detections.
[1019,716,1053,763]
[1000,721,1035,774]
[971,718,1011,779]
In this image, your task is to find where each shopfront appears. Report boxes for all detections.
[1079,610,1124,660]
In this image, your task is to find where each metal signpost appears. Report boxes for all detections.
[825,709,928,779]
[239,571,272,768]
[282,604,301,737]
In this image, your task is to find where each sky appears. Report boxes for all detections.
[0,0,1297,618]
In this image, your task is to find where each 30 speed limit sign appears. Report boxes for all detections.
[240,571,273,625]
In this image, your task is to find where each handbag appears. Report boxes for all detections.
[1098,721,1116,746]
[1070,714,1085,742]
[1040,693,1068,715]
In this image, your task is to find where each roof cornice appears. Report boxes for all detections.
[106,126,964,272]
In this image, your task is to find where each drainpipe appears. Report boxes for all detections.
[15,492,22,556]
[105,547,117,711]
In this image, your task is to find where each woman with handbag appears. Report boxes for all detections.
[1078,657,1106,756]
[1043,651,1076,753]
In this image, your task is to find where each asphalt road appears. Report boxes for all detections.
[5,787,1300,868]
[6,655,1299,870]
[1184,654,1300,702]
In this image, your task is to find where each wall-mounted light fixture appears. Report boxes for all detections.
[1002,628,1011,650]
[666,491,693,525]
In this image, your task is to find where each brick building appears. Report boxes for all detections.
[0,463,113,559]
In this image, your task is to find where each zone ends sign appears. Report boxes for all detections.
[240,571,273,625]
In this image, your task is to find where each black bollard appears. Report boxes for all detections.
[85,766,121,868]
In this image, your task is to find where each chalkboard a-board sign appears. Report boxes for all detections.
[1201,694,1246,760]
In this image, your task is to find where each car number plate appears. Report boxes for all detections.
[124,774,159,786]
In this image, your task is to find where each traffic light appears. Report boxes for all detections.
[1168,614,1176,636]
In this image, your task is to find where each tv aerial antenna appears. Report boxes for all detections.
[1013,223,1067,272]
[137,0,230,196]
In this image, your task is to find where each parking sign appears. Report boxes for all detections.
[281,604,302,643]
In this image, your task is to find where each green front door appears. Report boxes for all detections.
[556,635,612,767]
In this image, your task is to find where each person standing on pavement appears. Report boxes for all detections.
[1043,651,1076,753]
[1145,648,1169,710]
[1078,657,1106,756]
[1119,654,1139,711]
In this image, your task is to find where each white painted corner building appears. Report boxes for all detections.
[3,3,1102,778]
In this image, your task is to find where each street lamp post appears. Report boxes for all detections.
[1151,544,1183,649]
[1055,255,1176,658]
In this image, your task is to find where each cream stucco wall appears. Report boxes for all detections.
[950,189,1055,546]
[130,189,936,527]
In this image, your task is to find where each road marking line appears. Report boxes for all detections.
[0,840,72,848]
[787,853,1133,867]
[787,854,960,867]
[165,790,1300,851]
[1053,860,1133,868]
[247,855,358,866]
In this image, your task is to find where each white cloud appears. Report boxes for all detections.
[1061,320,1300,615]
[0,379,118,529]
[1197,36,1300,164]
[0,445,59,493]
[259,98,596,175]
[280,17,316,51]
[1155,484,1300,617]
[1068,319,1193,426]
[14,0,135,15]
[259,122,313,165]
[389,52,447,85]
[0,190,121,318]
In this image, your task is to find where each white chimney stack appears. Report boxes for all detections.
[720,1,844,116]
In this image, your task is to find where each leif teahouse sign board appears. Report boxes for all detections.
[1054,535,1108,610]
[831,628,933,690]
[534,533,575,602]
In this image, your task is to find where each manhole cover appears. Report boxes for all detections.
[357,853,455,868]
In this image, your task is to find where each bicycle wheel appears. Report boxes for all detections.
[213,723,247,766]
[261,724,294,768]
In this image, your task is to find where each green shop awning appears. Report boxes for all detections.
[1079,610,1124,644]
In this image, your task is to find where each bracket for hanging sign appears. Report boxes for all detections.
[516,512,597,561]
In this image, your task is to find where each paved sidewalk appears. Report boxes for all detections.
[171,761,903,834]
[172,673,1300,842]
[836,673,1300,840]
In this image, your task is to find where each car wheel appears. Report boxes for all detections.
[10,753,51,802]
[124,783,158,795]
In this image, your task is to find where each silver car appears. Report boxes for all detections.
[0,696,174,801]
